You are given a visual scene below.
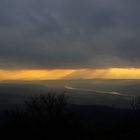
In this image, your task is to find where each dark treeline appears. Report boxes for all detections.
[1,92,140,140]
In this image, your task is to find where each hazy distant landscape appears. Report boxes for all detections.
[0,79,140,111]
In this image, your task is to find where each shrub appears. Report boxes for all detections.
[4,92,84,140]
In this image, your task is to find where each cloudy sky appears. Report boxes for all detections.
[0,0,140,80]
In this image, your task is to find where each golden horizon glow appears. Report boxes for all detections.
[0,69,76,80]
[0,68,140,80]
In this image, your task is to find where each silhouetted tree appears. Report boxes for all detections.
[131,97,140,118]
[4,92,85,140]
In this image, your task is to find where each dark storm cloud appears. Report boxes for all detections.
[0,0,140,69]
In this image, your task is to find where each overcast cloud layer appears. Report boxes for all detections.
[0,0,140,69]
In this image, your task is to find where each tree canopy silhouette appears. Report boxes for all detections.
[4,92,84,140]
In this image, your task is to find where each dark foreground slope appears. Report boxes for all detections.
[0,94,139,140]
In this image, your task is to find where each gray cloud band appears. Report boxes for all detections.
[0,0,140,69]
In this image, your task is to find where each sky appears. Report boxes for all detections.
[0,0,140,80]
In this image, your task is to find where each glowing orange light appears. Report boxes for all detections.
[0,69,75,80]
[0,68,140,80]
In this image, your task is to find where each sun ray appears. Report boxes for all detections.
[0,68,140,80]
